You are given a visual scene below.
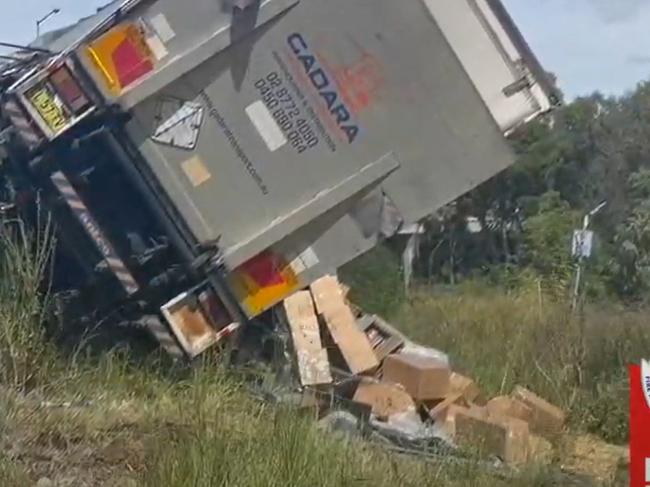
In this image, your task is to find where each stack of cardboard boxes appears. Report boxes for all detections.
[281,275,566,465]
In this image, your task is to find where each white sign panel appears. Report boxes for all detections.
[572,229,594,258]
[245,100,287,152]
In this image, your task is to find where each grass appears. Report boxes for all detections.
[343,245,641,445]
[0,216,55,389]
[393,283,644,445]
[0,455,30,487]
[0,231,634,486]
[339,244,405,317]
[3,355,562,487]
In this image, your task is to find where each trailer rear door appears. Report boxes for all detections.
[115,0,533,263]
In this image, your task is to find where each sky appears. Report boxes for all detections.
[503,0,650,99]
[1,0,649,100]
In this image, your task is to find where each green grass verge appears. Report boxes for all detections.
[0,229,632,485]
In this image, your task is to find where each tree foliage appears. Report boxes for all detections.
[416,80,650,300]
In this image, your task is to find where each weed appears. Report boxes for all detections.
[0,454,30,487]
[0,216,55,389]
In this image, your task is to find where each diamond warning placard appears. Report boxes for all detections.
[152,97,204,150]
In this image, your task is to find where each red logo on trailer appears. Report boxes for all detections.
[319,51,384,115]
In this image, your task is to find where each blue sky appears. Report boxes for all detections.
[1,0,649,99]
[503,0,650,98]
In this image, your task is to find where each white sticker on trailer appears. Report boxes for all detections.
[145,33,168,60]
[245,100,287,152]
[289,247,320,275]
[298,247,319,268]
[149,13,176,42]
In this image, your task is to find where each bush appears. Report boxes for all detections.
[339,244,405,318]
[521,191,578,287]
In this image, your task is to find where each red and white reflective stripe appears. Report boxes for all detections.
[144,317,186,359]
[3,99,43,147]
[50,171,140,295]
[215,322,241,343]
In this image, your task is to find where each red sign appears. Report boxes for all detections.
[630,363,650,486]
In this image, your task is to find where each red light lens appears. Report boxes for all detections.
[49,67,89,114]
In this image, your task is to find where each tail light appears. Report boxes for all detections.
[48,66,91,115]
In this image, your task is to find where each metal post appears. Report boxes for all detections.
[36,8,61,38]
[572,255,583,310]
[571,215,588,310]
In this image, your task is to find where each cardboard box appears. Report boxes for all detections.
[487,396,533,423]
[282,291,332,386]
[353,381,416,420]
[357,314,405,362]
[425,392,466,421]
[444,404,487,436]
[443,404,462,436]
[383,353,450,401]
[310,276,379,374]
[454,406,530,464]
[512,386,565,438]
[454,406,508,458]
[449,372,481,403]
[310,275,347,315]
[492,416,530,464]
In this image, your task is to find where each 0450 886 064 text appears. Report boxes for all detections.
[254,71,320,154]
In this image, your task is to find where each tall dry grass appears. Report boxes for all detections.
[394,282,647,444]
[0,215,55,389]
[0,224,631,485]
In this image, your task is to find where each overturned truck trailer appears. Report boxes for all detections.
[0,0,557,357]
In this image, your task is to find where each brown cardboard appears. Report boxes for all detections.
[323,307,380,374]
[339,283,351,300]
[443,404,461,436]
[357,314,405,362]
[468,403,489,419]
[282,291,332,386]
[487,396,534,423]
[383,353,450,400]
[443,404,481,436]
[310,275,347,315]
[492,416,530,464]
[512,386,565,438]
[449,372,481,403]
[425,392,466,421]
[454,406,530,464]
[454,406,508,459]
[353,382,416,420]
[310,276,379,374]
